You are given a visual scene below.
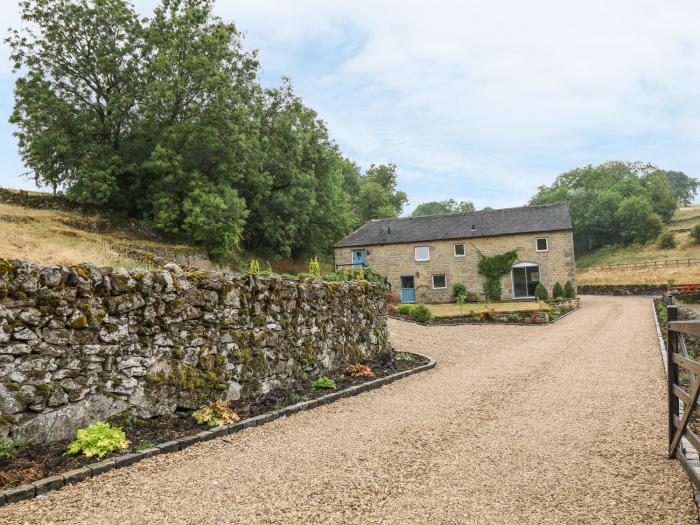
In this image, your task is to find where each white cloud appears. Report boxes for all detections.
[4,0,700,206]
[213,0,700,208]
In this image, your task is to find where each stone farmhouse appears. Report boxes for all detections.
[334,203,576,303]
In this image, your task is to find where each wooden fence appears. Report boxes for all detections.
[667,305,700,489]
[587,258,700,272]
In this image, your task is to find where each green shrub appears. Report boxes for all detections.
[308,257,321,277]
[452,282,467,301]
[248,259,260,275]
[363,267,386,284]
[311,376,336,390]
[656,302,668,327]
[478,251,518,302]
[564,281,576,298]
[656,230,676,249]
[137,440,156,451]
[552,282,564,299]
[65,422,129,458]
[410,304,434,324]
[482,280,501,303]
[691,224,700,244]
[397,304,416,315]
[0,437,16,459]
[534,282,548,300]
[296,272,316,279]
[356,267,365,281]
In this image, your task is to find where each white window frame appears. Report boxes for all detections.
[453,243,465,257]
[414,246,430,261]
[432,274,447,289]
[535,237,549,252]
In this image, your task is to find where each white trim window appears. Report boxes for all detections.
[415,246,430,261]
[432,274,447,289]
[535,237,549,252]
[453,243,465,257]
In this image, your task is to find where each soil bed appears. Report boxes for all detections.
[0,350,427,490]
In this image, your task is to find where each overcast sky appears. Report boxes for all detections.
[1,1,700,212]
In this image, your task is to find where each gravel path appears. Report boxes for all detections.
[2,296,696,524]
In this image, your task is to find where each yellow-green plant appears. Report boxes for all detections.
[309,256,321,277]
[311,376,336,390]
[65,422,129,458]
[193,401,240,427]
[356,267,365,281]
[248,259,260,275]
[0,437,16,459]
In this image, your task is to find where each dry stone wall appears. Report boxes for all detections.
[0,260,388,445]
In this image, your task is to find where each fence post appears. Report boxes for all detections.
[668,304,679,454]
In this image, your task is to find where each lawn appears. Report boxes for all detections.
[423,301,549,318]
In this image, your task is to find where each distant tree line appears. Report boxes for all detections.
[8,0,406,261]
[411,199,475,217]
[529,161,698,253]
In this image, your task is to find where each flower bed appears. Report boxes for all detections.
[388,298,579,325]
[0,351,430,498]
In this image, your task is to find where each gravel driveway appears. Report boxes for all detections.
[1,296,696,524]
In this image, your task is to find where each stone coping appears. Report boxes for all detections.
[0,352,436,507]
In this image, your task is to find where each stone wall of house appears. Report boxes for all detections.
[0,260,388,445]
[335,230,576,303]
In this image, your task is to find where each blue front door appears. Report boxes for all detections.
[352,249,366,269]
[400,276,415,303]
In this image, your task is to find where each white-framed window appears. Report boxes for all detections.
[432,274,447,289]
[415,246,430,261]
[453,243,465,257]
[535,237,549,252]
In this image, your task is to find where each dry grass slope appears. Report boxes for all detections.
[0,202,211,269]
[577,205,700,285]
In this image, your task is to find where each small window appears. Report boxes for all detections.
[432,274,447,289]
[415,246,430,261]
[453,243,465,257]
[536,238,549,252]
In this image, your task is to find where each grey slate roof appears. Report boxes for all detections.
[334,203,572,248]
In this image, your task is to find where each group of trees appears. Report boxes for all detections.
[530,161,698,253]
[411,199,475,217]
[8,0,406,261]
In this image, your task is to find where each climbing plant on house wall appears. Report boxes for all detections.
[477,250,518,302]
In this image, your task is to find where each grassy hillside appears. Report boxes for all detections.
[0,191,313,274]
[577,205,700,285]
[0,202,214,270]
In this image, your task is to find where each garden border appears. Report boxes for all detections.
[388,301,581,327]
[0,351,436,507]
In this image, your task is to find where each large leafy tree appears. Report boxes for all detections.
[662,170,699,206]
[411,199,475,217]
[530,161,678,253]
[8,0,397,262]
[350,163,408,226]
[9,0,257,260]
